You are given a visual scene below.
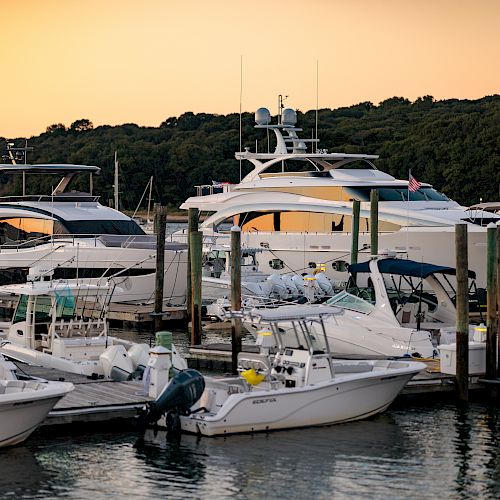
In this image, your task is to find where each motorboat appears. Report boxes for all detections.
[179,106,499,288]
[140,305,425,436]
[343,254,481,336]
[0,274,186,379]
[0,354,73,448]
[0,163,187,304]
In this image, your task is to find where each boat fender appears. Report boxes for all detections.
[241,368,265,385]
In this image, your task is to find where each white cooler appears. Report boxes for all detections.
[438,342,486,375]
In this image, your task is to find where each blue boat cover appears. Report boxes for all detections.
[348,258,476,279]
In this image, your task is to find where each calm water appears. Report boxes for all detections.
[1,402,499,499]
[2,324,499,499]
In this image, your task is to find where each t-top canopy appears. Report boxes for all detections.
[0,164,101,175]
[349,258,476,279]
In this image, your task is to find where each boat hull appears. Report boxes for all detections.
[180,365,420,436]
[0,381,73,448]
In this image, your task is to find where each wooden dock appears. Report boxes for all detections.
[18,365,152,426]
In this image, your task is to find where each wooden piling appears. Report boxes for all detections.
[497,224,500,378]
[370,189,379,257]
[351,200,360,265]
[187,208,199,319]
[231,226,242,375]
[154,205,167,333]
[190,230,203,346]
[455,223,469,401]
[486,223,497,379]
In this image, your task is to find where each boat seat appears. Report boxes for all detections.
[237,352,272,377]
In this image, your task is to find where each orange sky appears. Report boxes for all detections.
[1,0,499,137]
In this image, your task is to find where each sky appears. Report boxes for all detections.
[1,0,499,138]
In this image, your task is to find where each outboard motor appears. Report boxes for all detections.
[291,274,305,295]
[315,272,334,297]
[282,275,299,300]
[139,369,205,435]
[267,274,288,299]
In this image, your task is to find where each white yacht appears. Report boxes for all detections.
[179,107,498,288]
[0,164,187,304]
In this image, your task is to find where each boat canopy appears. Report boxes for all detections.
[348,258,476,279]
[0,164,101,175]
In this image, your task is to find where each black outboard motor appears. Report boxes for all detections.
[139,369,205,434]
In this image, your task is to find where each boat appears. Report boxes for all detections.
[0,162,187,304]
[342,253,481,337]
[140,305,425,436]
[0,354,73,448]
[178,106,499,288]
[0,273,186,379]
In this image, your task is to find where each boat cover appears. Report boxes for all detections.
[348,258,476,279]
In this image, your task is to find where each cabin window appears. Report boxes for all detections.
[344,186,449,202]
[12,295,53,324]
[63,219,145,235]
[0,217,66,243]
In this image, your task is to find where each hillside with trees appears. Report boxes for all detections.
[1,95,499,211]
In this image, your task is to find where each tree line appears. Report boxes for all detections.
[1,95,499,211]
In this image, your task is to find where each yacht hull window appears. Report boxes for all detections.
[345,186,450,202]
[237,211,399,233]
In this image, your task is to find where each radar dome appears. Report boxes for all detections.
[282,108,297,126]
[255,107,271,125]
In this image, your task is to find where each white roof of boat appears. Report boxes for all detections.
[0,164,100,174]
[0,281,111,296]
[250,304,342,321]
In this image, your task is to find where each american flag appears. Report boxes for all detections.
[408,173,421,192]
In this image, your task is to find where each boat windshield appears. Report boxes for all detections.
[345,186,449,202]
[12,292,76,324]
[326,291,374,314]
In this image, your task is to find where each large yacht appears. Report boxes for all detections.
[0,163,187,304]
[180,107,498,288]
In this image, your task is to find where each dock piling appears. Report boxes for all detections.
[187,208,199,319]
[455,222,469,401]
[190,230,203,345]
[231,226,242,375]
[370,189,379,257]
[486,223,497,379]
[153,205,167,333]
[351,200,360,265]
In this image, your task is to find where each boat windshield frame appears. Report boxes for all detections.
[326,290,375,315]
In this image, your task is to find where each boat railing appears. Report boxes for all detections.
[0,233,101,252]
[0,194,100,203]
[195,183,234,197]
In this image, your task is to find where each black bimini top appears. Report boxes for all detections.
[348,258,476,279]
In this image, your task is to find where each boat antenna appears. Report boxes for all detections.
[239,55,243,182]
[278,94,288,124]
[315,60,319,153]
[114,151,119,210]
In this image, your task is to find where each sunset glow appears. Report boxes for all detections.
[1,0,499,137]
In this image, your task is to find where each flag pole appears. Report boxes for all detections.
[406,168,411,257]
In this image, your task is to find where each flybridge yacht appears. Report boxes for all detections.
[180,107,498,287]
[0,164,187,304]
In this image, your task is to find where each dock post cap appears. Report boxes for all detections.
[231,225,241,232]
[487,222,497,229]
[149,345,171,354]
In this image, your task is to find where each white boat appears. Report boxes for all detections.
[0,163,187,304]
[178,106,498,288]
[141,306,425,436]
[0,276,186,379]
[0,355,73,448]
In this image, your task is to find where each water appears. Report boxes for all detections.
[2,323,499,498]
[1,402,499,499]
